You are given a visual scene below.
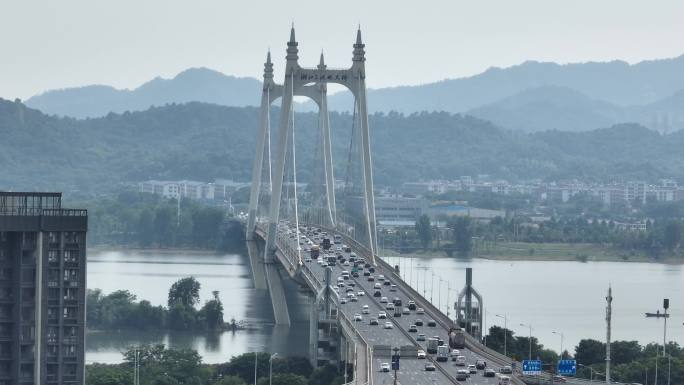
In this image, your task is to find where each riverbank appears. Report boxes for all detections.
[380,242,684,264]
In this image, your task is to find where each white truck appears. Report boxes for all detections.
[436,345,449,362]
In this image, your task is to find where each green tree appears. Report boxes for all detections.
[85,363,131,385]
[450,216,473,255]
[257,373,307,385]
[663,220,682,252]
[415,214,432,250]
[168,277,201,308]
[214,375,247,385]
[575,339,605,366]
[307,364,339,385]
[200,291,224,330]
[137,208,155,247]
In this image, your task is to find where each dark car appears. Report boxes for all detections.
[369,318,379,325]
[367,276,375,282]
[484,369,496,377]
[383,280,391,286]
[352,272,359,278]
[393,310,402,317]
[374,291,382,297]
[369,267,375,273]
[424,363,436,371]
[363,271,371,276]
[364,263,371,268]
[415,319,423,326]
[427,319,437,327]
[407,301,417,310]
[393,298,402,306]
[476,360,486,369]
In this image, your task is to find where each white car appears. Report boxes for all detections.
[362,305,370,314]
[380,296,388,303]
[378,311,387,319]
[416,307,425,314]
[450,349,460,357]
[378,274,385,281]
[455,355,466,366]
[380,363,390,372]
[357,291,365,296]
[390,284,397,291]
[354,314,362,321]
[384,321,393,329]
[417,349,426,359]
[340,298,348,304]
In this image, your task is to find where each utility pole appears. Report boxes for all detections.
[606,285,612,384]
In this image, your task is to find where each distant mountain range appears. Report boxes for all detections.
[24,55,684,132]
[3,98,684,194]
[466,86,684,132]
[26,68,261,119]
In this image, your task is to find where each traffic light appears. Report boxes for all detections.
[664,298,669,310]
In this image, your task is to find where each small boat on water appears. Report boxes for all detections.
[645,312,669,318]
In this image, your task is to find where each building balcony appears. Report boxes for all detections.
[62,337,78,344]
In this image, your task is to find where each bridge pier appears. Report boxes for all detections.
[264,262,291,325]
[246,240,267,290]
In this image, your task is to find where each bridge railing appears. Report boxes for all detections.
[261,223,373,384]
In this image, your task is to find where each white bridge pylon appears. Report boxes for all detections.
[246,27,378,325]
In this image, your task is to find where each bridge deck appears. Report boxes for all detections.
[258,221,527,385]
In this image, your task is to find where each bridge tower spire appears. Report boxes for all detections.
[351,26,379,257]
[248,27,380,327]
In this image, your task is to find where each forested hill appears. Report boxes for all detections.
[2,98,684,194]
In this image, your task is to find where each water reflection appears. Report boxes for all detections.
[86,250,310,363]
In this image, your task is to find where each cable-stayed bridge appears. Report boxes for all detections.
[244,27,526,385]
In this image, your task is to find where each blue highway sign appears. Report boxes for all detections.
[558,360,577,376]
[522,360,542,375]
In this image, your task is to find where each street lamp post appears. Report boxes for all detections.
[269,353,278,385]
[446,281,451,319]
[552,330,564,359]
[520,323,533,360]
[431,272,434,303]
[254,352,258,385]
[438,277,443,312]
[496,314,508,357]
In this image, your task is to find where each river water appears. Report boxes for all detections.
[86,250,684,364]
[384,254,684,355]
[86,250,311,364]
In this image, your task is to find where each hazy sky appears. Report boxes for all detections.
[2,0,684,100]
